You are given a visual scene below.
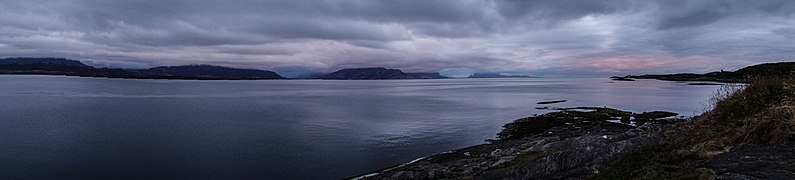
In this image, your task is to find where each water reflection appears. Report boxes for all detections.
[0,76,723,179]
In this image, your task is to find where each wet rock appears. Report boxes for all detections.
[634,111,678,120]
[537,100,567,105]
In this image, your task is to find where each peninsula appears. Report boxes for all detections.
[618,62,795,83]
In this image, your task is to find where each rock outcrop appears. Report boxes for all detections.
[701,143,795,179]
[357,107,684,179]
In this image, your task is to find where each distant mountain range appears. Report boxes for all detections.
[0,57,455,80]
[0,57,283,80]
[0,57,91,68]
[320,67,449,80]
[404,72,449,79]
[621,62,795,83]
[467,73,532,78]
[146,65,283,79]
[2,57,574,80]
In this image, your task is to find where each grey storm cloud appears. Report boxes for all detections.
[0,0,793,77]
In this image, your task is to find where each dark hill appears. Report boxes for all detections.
[735,62,795,77]
[406,72,449,79]
[1,57,97,76]
[146,65,283,79]
[468,73,531,78]
[0,57,91,68]
[625,61,795,83]
[320,67,449,80]
[321,67,408,79]
[0,57,284,80]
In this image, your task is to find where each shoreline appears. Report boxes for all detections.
[356,76,795,179]
[353,107,686,179]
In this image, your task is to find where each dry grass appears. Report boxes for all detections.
[598,76,795,179]
[736,105,795,143]
[688,77,795,150]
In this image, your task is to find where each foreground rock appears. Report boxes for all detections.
[701,143,795,179]
[595,77,795,179]
[356,107,684,179]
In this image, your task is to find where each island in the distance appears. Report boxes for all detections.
[468,73,532,78]
[0,57,457,80]
[0,57,284,80]
[320,67,449,80]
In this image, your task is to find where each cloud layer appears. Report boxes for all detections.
[1,0,793,76]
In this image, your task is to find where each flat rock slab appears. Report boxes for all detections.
[537,100,566,105]
[702,143,795,179]
[356,108,686,180]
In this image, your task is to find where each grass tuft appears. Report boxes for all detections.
[598,76,795,179]
[691,77,795,148]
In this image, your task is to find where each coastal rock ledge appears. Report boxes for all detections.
[356,107,685,180]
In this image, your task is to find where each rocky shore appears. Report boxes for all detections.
[355,76,795,180]
[355,107,686,179]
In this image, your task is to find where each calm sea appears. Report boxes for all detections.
[0,75,722,179]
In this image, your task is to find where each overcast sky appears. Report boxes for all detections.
[0,0,793,77]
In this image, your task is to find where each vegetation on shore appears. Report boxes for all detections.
[360,65,795,179]
[597,77,795,179]
[622,62,795,83]
[357,105,684,179]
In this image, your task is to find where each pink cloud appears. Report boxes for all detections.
[585,55,721,73]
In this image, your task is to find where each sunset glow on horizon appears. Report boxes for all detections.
[0,0,793,77]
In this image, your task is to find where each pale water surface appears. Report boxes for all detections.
[0,75,723,179]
